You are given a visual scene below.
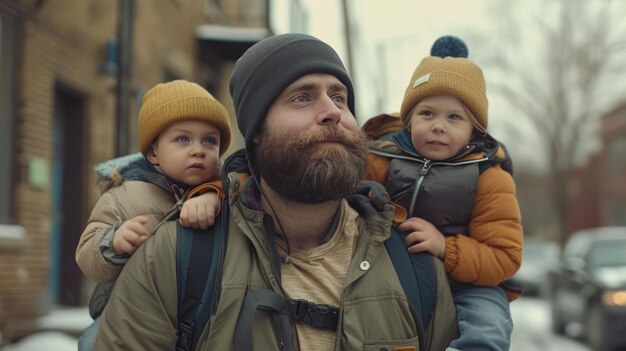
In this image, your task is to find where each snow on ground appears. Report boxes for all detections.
[510,297,591,351]
[35,307,92,332]
[1,332,77,351]
[0,307,89,351]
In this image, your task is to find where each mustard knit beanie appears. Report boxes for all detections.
[138,80,231,156]
[400,36,488,130]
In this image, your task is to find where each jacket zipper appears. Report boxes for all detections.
[369,148,490,217]
[409,159,431,215]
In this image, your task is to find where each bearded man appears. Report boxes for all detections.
[95,33,457,351]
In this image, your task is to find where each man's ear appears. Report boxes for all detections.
[146,144,158,165]
[252,134,260,144]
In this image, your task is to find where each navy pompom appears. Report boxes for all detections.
[430,35,469,58]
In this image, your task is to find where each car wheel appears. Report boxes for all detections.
[550,293,565,335]
[586,302,606,351]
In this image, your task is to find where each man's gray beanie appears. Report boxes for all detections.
[229,33,355,152]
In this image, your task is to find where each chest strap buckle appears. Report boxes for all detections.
[286,299,339,331]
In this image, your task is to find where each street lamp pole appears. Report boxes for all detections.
[115,0,134,156]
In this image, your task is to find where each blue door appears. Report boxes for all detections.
[50,84,86,306]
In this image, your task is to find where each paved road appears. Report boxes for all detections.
[510,297,590,351]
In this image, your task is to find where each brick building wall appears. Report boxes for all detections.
[0,0,268,343]
[1,1,119,341]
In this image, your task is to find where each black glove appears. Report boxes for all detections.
[347,181,390,216]
[354,181,390,210]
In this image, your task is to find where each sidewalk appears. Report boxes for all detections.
[1,307,90,351]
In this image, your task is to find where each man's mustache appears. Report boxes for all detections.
[290,127,363,149]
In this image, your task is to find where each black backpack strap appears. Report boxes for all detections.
[384,227,437,351]
[233,289,341,351]
[176,223,212,351]
[234,289,296,351]
[175,203,228,351]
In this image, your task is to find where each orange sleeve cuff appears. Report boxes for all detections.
[187,180,224,200]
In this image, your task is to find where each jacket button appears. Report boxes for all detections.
[359,261,370,271]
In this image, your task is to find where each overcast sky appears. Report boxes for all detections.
[271,0,626,170]
[271,0,536,165]
[272,0,492,120]
[270,0,527,158]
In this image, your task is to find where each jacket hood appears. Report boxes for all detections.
[94,152,189,194]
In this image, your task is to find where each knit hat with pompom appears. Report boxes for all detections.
[400,35,488,130]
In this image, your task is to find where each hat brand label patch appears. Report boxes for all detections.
[413,73,430,88]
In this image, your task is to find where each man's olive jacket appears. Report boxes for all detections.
[95,171,458,351]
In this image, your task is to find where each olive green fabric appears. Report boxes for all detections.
[95,172,458,351]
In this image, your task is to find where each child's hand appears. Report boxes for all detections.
[398,217,446,259]
[179,191,219,230]
[112,216,150,256]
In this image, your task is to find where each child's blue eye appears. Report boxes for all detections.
[203,137,217,145]
[176,136,189,143]
[448,114,463,121]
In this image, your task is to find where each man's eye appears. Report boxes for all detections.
[293,95,309,103]
[332,95,347,104]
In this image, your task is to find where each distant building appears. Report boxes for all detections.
[566,103,626,234]
[565,154,602,234]
[599,103,626,226]
[0,0,269,343]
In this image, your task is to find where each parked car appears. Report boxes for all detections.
[547,226,626,351]
[513,238,560,297]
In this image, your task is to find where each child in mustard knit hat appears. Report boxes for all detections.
[75,79,231,351]
[364,36,523,351]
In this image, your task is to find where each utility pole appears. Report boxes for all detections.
[375,42,388,113]
[115,0,134,156]
[341,0,355,84]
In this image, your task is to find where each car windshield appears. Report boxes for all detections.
[588,239,626,267]
[523,241,558,262]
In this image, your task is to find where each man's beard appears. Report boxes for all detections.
[255,125,368,204]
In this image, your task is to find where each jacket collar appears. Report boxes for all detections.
[223,148,392,247]
[390,129,503,163]
[95,153,190,195]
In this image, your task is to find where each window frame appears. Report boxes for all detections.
[0,13,17,224]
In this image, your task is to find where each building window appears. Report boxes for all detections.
[607,196,626,226]
[0,14,17,224]
[606,134,626,226]
[606,135,626,176]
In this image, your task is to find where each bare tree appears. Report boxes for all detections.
[483,0,626,245]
